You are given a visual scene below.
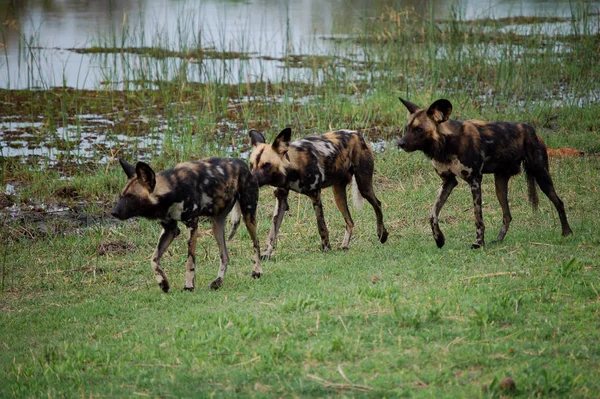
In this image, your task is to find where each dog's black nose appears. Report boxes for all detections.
[110,210,119,219]
[398,140,406,149]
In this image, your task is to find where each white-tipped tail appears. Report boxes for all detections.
[227,201,242,241]
[352,176,365,210]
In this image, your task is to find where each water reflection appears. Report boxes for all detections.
[0,0,597,88]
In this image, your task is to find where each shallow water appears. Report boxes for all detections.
[1,0,597,89]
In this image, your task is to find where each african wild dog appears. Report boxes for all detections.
[398,97,573,248]
[110,158,262,291]
[249,128,389,258]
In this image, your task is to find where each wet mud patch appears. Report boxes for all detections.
[1,202,116,241]
[96,240,137,256]
[0,193,14,209]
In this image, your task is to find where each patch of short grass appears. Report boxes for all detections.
[1,150,599,397]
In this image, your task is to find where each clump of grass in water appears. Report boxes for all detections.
[354,2,600,110]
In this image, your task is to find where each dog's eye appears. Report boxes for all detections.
[413,126,423,133]
[262,162,272,169]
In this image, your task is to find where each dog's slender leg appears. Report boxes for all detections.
[239,178,262,277]
[151,221,180,293]
[430,176,458,248]
[308,191,331,251]
[531,168,573,236]
[209,215,229,290]
[355,169,388,244]
[243,212,263,279]
[262,188,289,260]
[184,218,198,291]
[493,174,512,243]
[332,183,354,250]
[469,176,485,249]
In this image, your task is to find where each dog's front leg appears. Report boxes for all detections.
[430,176,458,248]
[262,188,289,259]
[210,215,229,290]
[469,176,485,249]
[308,191,331,251]
[242,212,263,279]
[151,221,180,293]
[184,218,199,291]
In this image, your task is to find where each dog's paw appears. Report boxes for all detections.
[434,234,445,249]
[209,277,223,290]
[183,286,194,292]
[321,243,332,252]
[562,228,574,237]
[470,242,484,250]
[260,253,271,261]
[251,271,262,279]
[379,230,389,244]
[158,280,170,293]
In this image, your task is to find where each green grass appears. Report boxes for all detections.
[1,152,599,397]
[2,2,600,397]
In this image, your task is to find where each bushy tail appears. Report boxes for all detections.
[227,201,242,241]
[351,176,365,210]
[525,167,539,211]
[523,129,544,212]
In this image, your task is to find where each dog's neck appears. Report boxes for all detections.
[424,120,463,163]
[148,174,185,220]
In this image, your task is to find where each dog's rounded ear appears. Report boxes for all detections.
[249,130,266,147]
[398,97,421,114]
[273,128,291,154]
[427,99,453,123]
[136,162,156,192]
[119,158,136,179]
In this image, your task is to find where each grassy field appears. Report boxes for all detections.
[1,3,600,397]
[1,151,599,397]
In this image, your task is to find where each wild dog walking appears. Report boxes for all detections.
[111,158,262,291]
[398,97,573,248]
[249,128,389,258]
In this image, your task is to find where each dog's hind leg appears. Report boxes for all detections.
[354,166,388,244]
[430,176,458,248]
[469,176,485,249]
[332,183,354,250]
[210,215,230,290]
[531,167,573,236]
[308,191,331,251]
[152,221,180,293]
[493,174,512,243]
[184,218,198,291]
[262,188,289,260]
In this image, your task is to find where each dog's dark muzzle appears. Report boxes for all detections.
[110,203,131,220]
[251,170,269,187]
[398,138,416,152]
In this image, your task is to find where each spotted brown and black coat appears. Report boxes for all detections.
[249,128,389,258]
[398,97,572,248]
[111,157,262,291]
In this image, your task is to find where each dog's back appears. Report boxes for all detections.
[290,130,373,188]
[156,158,257,221]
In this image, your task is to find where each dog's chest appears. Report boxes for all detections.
[432,157,474,179]
[166,201,185,221]
[164,192,215,222]
[287,165,325,194]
